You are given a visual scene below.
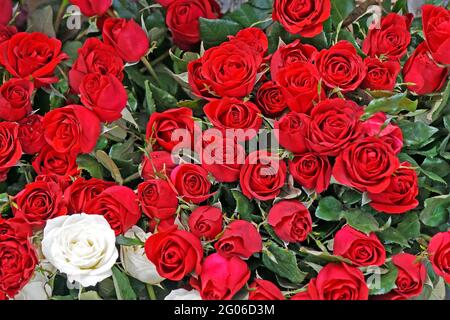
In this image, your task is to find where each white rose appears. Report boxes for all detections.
[14,272,52,300]
[42,214,118,287]
[120,226,165,285]
[164,289,202,300]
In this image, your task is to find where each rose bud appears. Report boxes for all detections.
[333,225,386,267]
[0,32,68,87]
[215,220,262,259]
[333,137,400,194]
[363,13,413,60]
[268,200,312,243]
[0,122,22,182]
[43,105,101,155]
[145,225,203,281]
[85,186,141,235]
[272,0,331,37]
[138,179,179,220]
[255,81,288,118]
[188,206,223,240]
[368,162,419,214]
[422,4,450,65]
[190,253,250,300]
[0,0,13,25]
[249,279,285,300]
[0,79,34,122]
[428,231,450,284]
[70,0,112,17]
[274,111,310,154]
[69,38,124,94]
[32,145,80,178]
[361,112,403,154]
[403,42,448,95]
[79,72,128,123]
[141,151,177,180]
[102,18,149,63]
[18,114,45,155]
[362,57,401,91]
[170,164,212,205]
[289,153,332,194]
[64,177,114,214]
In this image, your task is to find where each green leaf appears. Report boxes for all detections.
[77,155,104,179]
[330,0,354,26]
[199,18,241,48]
[422,158,450,180]
[362,93,418,120]
[231,190,255,222]
[343,210,380,234]
[315,196,343,221]
[62,41,82,66]
[226,3,271,28]
[112,266,137,300]
[398,120,439,149]
[148,82,178,111]
[396,212,421,240]
[262,243,307,284]
[429,80,450,123]
[116,235,144,247]
[369,262,399,295]
[420,195,450,227]
[144,80,156,116]
[95,150,124,185]
[378,227,411,247]
[169,49,200,74]
[27,5,56,38]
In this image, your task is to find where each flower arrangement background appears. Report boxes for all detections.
[0,0,449,301]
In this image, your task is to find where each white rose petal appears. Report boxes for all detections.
[42,214,118,288]
[164,289,202,300]
[120,226,165,285]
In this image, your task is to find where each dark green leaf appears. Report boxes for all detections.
[200,18,241,48]
[232,190,255,222]
[144,80,156,116]
[399,120,439,149]
[262,243,307,284]
[116,235,144,247]
[112,266,137,300]
[330,0,354,26]
[148,82,178,111]
[77,155,104,179]
[362,93,418,120]
[420,195,450,227]
[378,227,411,247]
[315,196,343,221]
[369,262,399,295]
[396,212,421,240]
[343,210,380,234]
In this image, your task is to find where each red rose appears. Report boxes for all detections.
[0,122,22,181]
[170,164,212,204]
[333,137,400,194]
[85,186,140,235]
[272,0,331,37]
[215,220,262,259]
[79,72,127,123]
[0,32,68,87]
[188,205,223,240]
[141,151,177,179]
[306,98,363,156]
[315,41,366,92]
[363,13,413,60]
[70,0,112,17]
[0,231,38,298]
[268,200,312,243]
[35,174,72,192]
[0,79,34,122]
[289,153,331,194]
[382,253,426,300]
[368,162,419,214]
[18,115,45,155]
[164,0,220,50]
[274,111,310,154]
[240,151,287,201]
[102,18,149,63]
[64,177,114,213]
[0,25,17,44]
[270,39,318,80]
[43,105,101,155]
[229,27,268,58]
[361,112,403,154]
[0,0,12,26]
[13,181,67,229]
[428,231,450,284]
[137,179,178,220]
[204,98,262,141]
[334,225,386,267]
[255,81,288,118]
[403,42,448,95]
[32,145,80,178]
[304,263,369,300]
[274,62,323,114]
[145,225,203,281]
[146,107,195,152]
[191,253,250,300]
[148,217,176,233]
[200,129,245,183]
[422,4,450,66]
[249,279,285,300]
[362,57,401,91]
[69,38,124,94]
[188,40,262,99]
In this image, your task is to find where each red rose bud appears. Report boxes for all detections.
[0,0,13,26]
[170,164,212,204]
[215,220,262,259]
[138,179,179,220]
[422,4,450,66]
[145,225,203,281]
[361,112,403,154]
[191,253,250,300]
[18,114,45,155]
[272,0,331,37]
[0,79,34,122]
[188,206,223,240]
[0,122,22,181]
[403,42,448,95]
[268,200,312,243]
[141,151,177,180]
[255,81,288,118]
[64,177,114,214]
[289,153,332,194]
[428,231,450,284]
[70,0,112,17]
[249,279,285,300]
[274,111,311,154]
[32,145,80,178]
[333,225,386,267]
[362,57,401,91]
[102,18,149,63]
